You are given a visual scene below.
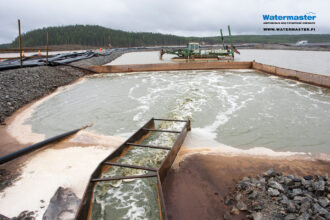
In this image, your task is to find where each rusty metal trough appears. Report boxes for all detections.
[75,118,191,220]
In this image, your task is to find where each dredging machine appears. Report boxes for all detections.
[160,25,240,61]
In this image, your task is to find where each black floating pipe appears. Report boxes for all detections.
[48,61,97,74]
[0,123,93,165]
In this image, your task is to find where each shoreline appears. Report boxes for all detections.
[0,49,129,156]
[163,150,330,220]
[0,49,127,125]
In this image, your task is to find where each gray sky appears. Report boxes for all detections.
[0,0,329,44]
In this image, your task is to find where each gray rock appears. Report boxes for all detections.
[235,193,242,201]
[313,181,325,191]
[313,203,328,216]
[287,175,295,180]
[264,168,276,177]
[248,190,258,199]
[296,212,310,220]
[268,188,280,196]
[292,182,302,188]
[318,197,329,208]
[281,195,289,205]
[268,181,284,192]
[43,187,81,220]
[301,179,312,188]
[300,198,311,213]
[287,201,296,213]
[251,178,258,184]
[313,215,325,220]
[258,177,266,184]
[278,176,285,184]
[237,200,248,211]
[284,177,294,185]
[293,196,305,202]
[252,212,264,220]
[284,214,296,220]
[292,188,303,196]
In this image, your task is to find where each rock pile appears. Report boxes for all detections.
[224,168,330,219]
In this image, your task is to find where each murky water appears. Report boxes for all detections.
[25,68,330,154]
[91,121,183,219]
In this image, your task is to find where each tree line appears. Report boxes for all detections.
[6,25,330,48]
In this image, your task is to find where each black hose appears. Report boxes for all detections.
[0,124,92,165]
[48,61,97,74]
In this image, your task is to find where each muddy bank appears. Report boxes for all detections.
[162,151,330,220]
[0,50,126,125]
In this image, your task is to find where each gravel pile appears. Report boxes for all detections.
[225,168,330,219]
[0,50,126,125]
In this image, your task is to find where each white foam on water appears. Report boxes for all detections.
[200,72,265,138]
[184,129,307,157]
[69,130,125,147]
[230,69,256,73]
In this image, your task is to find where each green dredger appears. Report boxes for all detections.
[160,25,240,60]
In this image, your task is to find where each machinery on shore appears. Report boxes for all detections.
[160,25,240,61]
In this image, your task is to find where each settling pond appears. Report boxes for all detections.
[25,67,330,154]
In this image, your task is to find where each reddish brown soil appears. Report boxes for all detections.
[162,152,330,220]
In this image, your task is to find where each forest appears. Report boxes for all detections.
[5,25,330,48]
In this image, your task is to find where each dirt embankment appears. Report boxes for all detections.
[163,152,330,220]
[0,50,125,125]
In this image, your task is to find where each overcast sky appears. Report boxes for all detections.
[0,0,329,44]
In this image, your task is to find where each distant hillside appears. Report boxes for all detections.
[8,25,330,48]
[0,43,10,49]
